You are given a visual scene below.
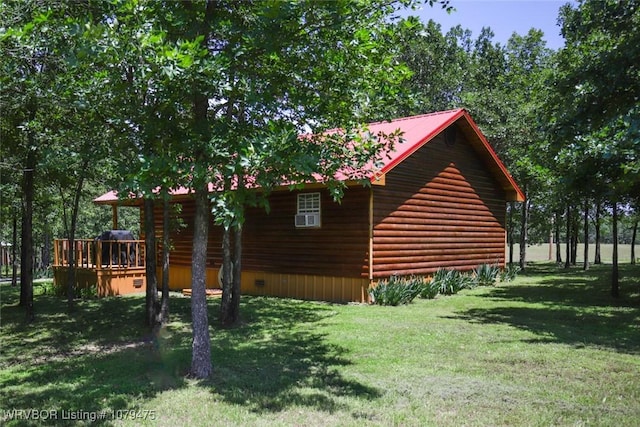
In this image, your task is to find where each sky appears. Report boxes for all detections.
[398,0,576,50]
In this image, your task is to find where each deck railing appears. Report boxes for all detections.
[54,239,146,270]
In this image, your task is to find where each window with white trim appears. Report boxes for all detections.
[295,193,321,228]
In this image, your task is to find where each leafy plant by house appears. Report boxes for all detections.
[368,276,422,306]
[430,268,472,295]
[419,278,440,299]
[473,264,500,286]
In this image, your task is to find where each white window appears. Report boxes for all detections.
[295,193,321,228]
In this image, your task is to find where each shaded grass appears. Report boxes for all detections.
[1,263,639,426]
[458,263,640,352]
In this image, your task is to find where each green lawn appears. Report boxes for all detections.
[510,243,636,264]
[1,263,639,426]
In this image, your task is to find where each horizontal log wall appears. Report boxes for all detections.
[150,188,370,276]
[243,188,370,277]
[147,187,371,302]
[372,127,507,278]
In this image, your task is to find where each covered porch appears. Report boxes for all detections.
[53,238,147,296]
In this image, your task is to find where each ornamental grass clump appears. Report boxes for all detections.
[430,268,471,295]
[473,263,500,286]
[368,275,422,306]
[419,277,440,299]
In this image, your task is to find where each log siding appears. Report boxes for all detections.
[149,187,371,286]
[242,188,370,277]
[371,128,507,277]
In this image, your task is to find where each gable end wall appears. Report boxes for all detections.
[371,130,507,278]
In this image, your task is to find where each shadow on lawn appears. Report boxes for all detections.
[208,297,381,413]
[0,284,376,423]
[454,263,640,354]
[0,287,189,425]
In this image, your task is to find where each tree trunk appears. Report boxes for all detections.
[188,0,215,378]
[20,147,36,322]
[42,232,51,271]
[555,209,562,264]
[518,197,528,271]
[66,160,88,310]
[190,184,212,379]
[144,198,159,328]
[219,226,233,325]
[230,221,243,323]
[508,201,515,265]
[582,198,589,271]
[66,237,77,307]
[565,203,571,269]
[11,211,18,287]
[630,218,637,265]
[161,197,170,324]
[594,201,602,264]
[611,201,619,297]
[548,225,553,261]
[571,219,578,265]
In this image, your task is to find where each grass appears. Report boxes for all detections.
[1,263,639,426]
[512,243,636,264]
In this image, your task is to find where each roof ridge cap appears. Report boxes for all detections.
[367,109,464,127]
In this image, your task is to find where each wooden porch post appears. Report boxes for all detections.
[54,240,59,266]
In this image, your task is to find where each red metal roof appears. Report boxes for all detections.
[363,109,463,180]
[365,109,524,201]
[95,109,524,203]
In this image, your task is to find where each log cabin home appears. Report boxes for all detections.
[56,109,524,301]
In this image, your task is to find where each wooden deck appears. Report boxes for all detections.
[53,238,147,296]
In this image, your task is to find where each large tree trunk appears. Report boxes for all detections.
[20,147,36,322]
[583,198,589,271]
[188,0,215,379]
[161,197,170,324]
[190,185,212,378]
[144,198,159,328]
[611,201,619,297]
[594,201,602,264]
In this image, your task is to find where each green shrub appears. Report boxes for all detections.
[51,280,98,299]
[52,279,67,297]
[369,275,422,306]
[430,268,471,295]
[500,264,520,282]
[419,278,440,299]
[473,263,500,286]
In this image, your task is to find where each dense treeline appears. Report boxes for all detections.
[1,0,638,376]
[384,7,639,280]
